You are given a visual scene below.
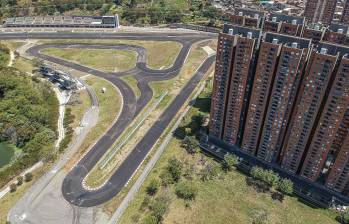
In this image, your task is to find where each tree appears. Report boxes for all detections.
[175,181,197,200]
[10,183,17,192]
[146,179,159,196]
[24,172,33,182]
[222,153,239,171]
[181,136,199,154]
[17,176,23,186]
[278,178,293,196]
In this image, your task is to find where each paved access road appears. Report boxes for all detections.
[0,32,216,208]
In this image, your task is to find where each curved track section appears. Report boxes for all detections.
[20,33,216,207]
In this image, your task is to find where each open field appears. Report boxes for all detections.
[119,82,339,224]
[41,48,137,72]
[83,40,211,190]
[39,39,182,70]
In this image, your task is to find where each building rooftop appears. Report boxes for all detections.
[329,23,349,34]
[265,32,311,49]
[317,42,349,57]
[234,8,266,19]
[268,12,305,24]
[223,24,261,39]
[3,15,117,27]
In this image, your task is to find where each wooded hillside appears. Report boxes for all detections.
[0,67,58,187]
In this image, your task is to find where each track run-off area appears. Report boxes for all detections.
[0,31,216,208]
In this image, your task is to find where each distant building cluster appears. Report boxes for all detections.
[2,15,119,28]
[224,8,349,46]
[209,8,349,199]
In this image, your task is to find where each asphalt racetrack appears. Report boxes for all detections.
[0,31,216,207]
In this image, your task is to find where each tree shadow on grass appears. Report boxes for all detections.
[174,114,205,140]
[192,96,211,114]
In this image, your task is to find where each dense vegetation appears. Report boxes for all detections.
[0,67,58,188]
[0,0,223,26]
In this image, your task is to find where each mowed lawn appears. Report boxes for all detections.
[41,48,137,72]
[119,88,338,224]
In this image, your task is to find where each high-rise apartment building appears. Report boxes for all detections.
[241,34,281,155]
[281,45,338,174]
[257,37,310,162]
[300,44,349,181]
[226,8,265,29]
[301,24,325,44]
[325,108,349,193]
[222,26,261,146]
[209,32,236,139]
[304,0,337,25]
[209,25,261,142]
[323,23,349,45]
[263,13,304,36]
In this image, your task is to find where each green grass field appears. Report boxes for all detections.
[41,48,137,72]
[119,84,339,224]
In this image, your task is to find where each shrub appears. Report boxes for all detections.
[10,183,17,192]
[222,153,239,171]
[250,167,279,188]
[159,170,174,186]
[336,211,349,224]
[263,170,279,188]
[149,198,168,221]
[278,178,293,196]
[175,181,197,200]
[17,176,23,186]
[166,158,182,183]
[142,215,158,224]
[139,196,151,212]
[181,136,199,154]
[201,163,218,181]
[146,179,159,196]
[24,172,33,182]
[250,166,264,180]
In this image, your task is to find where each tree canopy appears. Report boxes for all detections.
[0,67,58,188]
